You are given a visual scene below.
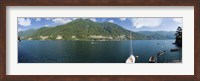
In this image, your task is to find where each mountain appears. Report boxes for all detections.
[137,31,176,40]
[18,29,37,38]
[18,19,175,40]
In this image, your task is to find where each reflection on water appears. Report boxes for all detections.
[18,40,182,63]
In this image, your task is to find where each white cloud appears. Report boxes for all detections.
[45,18,54,20]
[173,18,182,23]
[132,18,162,28]
[45,25,49,27]
[120,18,126,21]
[52,18,72,24]
[173,18,183,27]
[74,18,96,22]
[102,18,106,21]
[18,18,31,27]
[35,18,41,21]
[72,18,77,20]
[46,18,51,20]
[108,20,114,23]
[18,28,23,32]
[89,18,97,22]
[80,17,97,22]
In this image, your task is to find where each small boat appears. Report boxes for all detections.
[149,56,156,63]
[126,54,135,63]
[170,48,178,52]
[157,51,166,57]
[18,37,21,42]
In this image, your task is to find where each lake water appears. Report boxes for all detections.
[18,40,182,63]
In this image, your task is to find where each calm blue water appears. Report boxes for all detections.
[18,40,182,63]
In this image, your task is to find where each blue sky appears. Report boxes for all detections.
[18,17,182,32]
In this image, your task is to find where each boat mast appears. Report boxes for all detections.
[130,28,133,55]
[126,27,136,63]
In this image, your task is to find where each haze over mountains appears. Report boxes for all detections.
[18,19,175,40]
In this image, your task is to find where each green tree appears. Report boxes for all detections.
[175,26,182,47]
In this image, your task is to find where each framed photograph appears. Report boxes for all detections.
[0,0,199,81]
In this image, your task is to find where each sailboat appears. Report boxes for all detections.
[126,54,135,63]
[126,28,136,63]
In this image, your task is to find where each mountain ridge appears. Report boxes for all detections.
[18,19,175,40]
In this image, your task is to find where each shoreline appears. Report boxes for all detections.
[19,39,176,42]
